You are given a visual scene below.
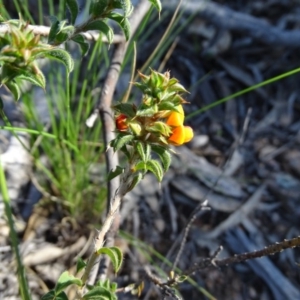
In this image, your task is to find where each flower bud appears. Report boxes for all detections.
[115,114,128,131]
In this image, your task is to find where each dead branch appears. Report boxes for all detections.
[166,0,300,48]
[187,236,300,275]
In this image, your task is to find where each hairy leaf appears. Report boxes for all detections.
[42,49,74,73]
[146,159,163,181]
[5,81,21,100]
[83,20,114,44]
[66,0,79,24]
[127,173,143,192]
[148,0,162,12]
[107,166,124,181]
[54,271,82,294]
[107,12,130,41]
[112,103,136,117]
[151,145,171,172]
[91,0,109,17]
[136,141,146,162]
[112,134,134,151]
[48,16,60,44]
[97,247,123,273]
[72,34,90,56]
[82,286,117,300]
[14,65,46,89]
[135,159,163,181]
[76,257,86,274]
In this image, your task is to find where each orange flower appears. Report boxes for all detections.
[115,114,128,131]
[166,105,194,146]
[168,125,194,146]
[166,105,184,127]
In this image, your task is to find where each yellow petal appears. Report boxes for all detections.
[166,105,184,126]
[168,126,185,146]
[183,126,194,143]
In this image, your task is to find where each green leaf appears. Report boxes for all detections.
[136,141,146,162]
[107,12,131,41]
[158,101,177,111]
[83,20,114,44]
[151,145,171,172]
[136,105,157,117]
[5,81,21,100]
[41,290,56,300]
[48,16,60,44]
[76,257,86,274]
[146,121,172,136]
[146,160,163,181]
[82,286,117,300]
[111,134,134,151]
[66,0,79,24]
[0,64,18,84]
[112,103,136,117]
[71,34,90,56]
[161,94,184,106]
[107,166,124,181]
[42,49,74,73]
[53,31,69,44]
[54,271,82,294]
[145,143,151,161]
[14,65,46,89]
[128,121,141,135]
[120,145,131,160]
[135,159,163,181]
[91,0,109,17]
[97,247,123,273]
[41,291,68,300]
[148,0,162,12]
[127,172,143,192]
[119,0,134,17]
[135,161,147,172]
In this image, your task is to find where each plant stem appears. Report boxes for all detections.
[0,160,32,300]
[80,166,132,286]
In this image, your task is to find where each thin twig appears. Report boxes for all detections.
[170,108,253,271]
[187,236,300,275]
[83,0,151,286]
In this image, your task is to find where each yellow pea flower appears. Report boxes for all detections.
[168,125,194,146]
[166,105,184,127]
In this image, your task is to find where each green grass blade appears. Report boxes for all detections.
[187,67,300,119]
[0,161,32,300]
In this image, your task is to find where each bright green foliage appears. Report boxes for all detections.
[107,166,124,181]
[76,258,87,274]
[66,0,79,24]
[148,0,162,12]
[111,70,190,185]
[82,20,114,44]
[54,272,83,294]
[41,272,82,300]
[71,34,90,56]
[97,247,123,273]
[48,17,75,44]
[0,20,73,99]
[83,287,117,300]
[84,279,118,300]
[107,12,131,41]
